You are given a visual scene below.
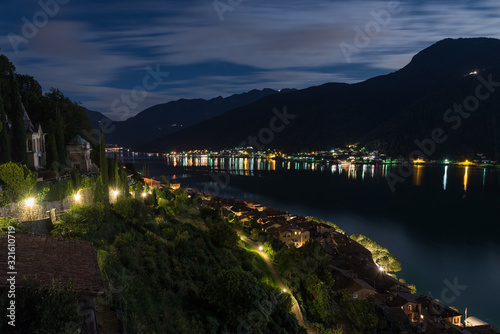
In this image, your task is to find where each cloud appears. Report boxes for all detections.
[1,0,500,120]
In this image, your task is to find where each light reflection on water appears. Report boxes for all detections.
[163,155,496,191]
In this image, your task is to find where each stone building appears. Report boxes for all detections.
[66,135,92,172]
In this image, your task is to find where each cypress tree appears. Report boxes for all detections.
[114,155,120,191]
[54,108,65,165]
[10,80,27,164]
[45,133,59,171]
[120,169,129,198]
[99,122,109,206]
[92,174,104,205]
[0,95,11,163]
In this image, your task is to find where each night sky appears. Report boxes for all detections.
[1,0,499,120]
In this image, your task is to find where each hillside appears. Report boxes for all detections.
[87,89,280,149]
[142,38,500,160]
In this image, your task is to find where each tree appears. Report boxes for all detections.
[0,162,38,202]
[92,174,105,205]
[54,108,65,164]
[16,74,42,114]
[0,95,10,163]
[114,155,120,191]
[45,133,59,171]
[9,80,27,164]
[204,268,267,320]
[209,222,239,249]
[119,168,129,198]
[70,168,80,193]
[98,122,109,206]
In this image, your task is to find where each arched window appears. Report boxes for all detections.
[27,139,32,152]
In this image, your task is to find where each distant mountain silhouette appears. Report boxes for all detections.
[142,38,500,160]
[85,89,279,148]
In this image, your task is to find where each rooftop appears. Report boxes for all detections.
[0,233,104,296]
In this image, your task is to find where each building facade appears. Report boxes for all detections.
[24,106,46,169]
[66,135,92,172]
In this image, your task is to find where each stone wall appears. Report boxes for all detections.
[0,187,94,221]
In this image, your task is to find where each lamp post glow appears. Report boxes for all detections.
[113,190,119,196]
[25,197,35,221]
[259,246,263,251]
[25,198,35,207]
[74,193,81,202]
[142,192,147,197]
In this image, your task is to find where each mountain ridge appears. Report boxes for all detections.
[141,38,500,160]
[85,88,280,148]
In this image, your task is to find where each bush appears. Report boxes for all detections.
[0,162,38,203]
[113,197,152,225]
[0,217,26,232]
[51,203,108,239]
[0,279,81,333]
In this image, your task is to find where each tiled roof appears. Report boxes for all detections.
[0,233,104,296]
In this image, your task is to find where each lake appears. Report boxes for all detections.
[122,153,500,327]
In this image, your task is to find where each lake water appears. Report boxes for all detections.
[123,154,500,327]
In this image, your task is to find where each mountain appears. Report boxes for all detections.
[86,89,279,149]
[85,109,112,135]
[142,38,500,160]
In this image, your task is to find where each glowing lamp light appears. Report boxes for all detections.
[283,288,287,293]
[259,246,263,251]
[142,192,147,197]
[74,193,81,201]
[379,266,384,272]
[113,190,119,196]
[25,198,35,207]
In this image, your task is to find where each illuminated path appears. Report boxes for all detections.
[239,234,313,333]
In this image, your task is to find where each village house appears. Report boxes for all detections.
[274,224,310,247]
[347,278,377,299]
[385,291,423,322]
[417,296,463,327]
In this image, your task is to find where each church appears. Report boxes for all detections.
[23,105,46,170]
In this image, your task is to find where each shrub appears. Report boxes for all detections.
[113,197,152,225]
[51,203,108,239]
[0,279,81,333]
